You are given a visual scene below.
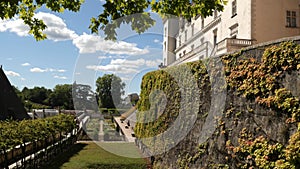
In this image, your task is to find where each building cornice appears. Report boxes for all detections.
[174,15,222,53]
[170,42,209,66]
[201,16,221,33]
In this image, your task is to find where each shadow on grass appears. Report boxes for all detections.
[40,143,87,169]
[86,163,148,169]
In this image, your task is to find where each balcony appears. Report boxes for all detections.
[168,38,255,67]
[217,38,255,54]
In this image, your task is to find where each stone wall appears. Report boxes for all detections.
[136,36,300,168]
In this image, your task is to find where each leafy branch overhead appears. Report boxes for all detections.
[91,0,226,40]
[0,0,226,40]
[0,0,83,40]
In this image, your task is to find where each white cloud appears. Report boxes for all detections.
[20,77,26,81]
[86,58,162,74]
[48,68,66,73]
[73,33,149,55]
[98,55,113,59]
[30,67,47,73]
[86,65,138,74]
[0,18,30,36]
[146,59,162,67]
[30,67,67,73]
[154,39,163,45]
[21,63,30,66]
[110,58,146,68]
[4,70,20,77]
[0,20,6,32]
[54,75,67,79]
[0,12,77,41]
[0,13,150,56]
[57,69,66,73]
[121,77,131,81]
[35,12,78,41]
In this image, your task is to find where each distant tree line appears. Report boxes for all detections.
[13,84,75,111]
[13,73,130,111]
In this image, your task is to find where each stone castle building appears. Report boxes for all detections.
[163,0,300,66]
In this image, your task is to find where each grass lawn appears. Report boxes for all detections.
[43,142,148,169]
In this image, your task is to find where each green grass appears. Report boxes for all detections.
[43,142,148,169]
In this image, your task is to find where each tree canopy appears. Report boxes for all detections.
[49,84,74,110]
[72,82,98,110]
[22,86,52,105]
[0,0,82,40]
[0,0,226,40]
[96,74,125,109]
[14,83,98,111]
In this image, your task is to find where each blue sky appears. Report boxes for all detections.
[0,0,164,95]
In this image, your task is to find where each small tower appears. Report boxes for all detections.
[163,17,179,66]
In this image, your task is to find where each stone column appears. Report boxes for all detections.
[98,119,104,141]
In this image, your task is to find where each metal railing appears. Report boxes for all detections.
[227,38,253,46]
[169,42,209,66]
[168,38,254,66]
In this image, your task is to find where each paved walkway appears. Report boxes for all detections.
[114,116,136,142]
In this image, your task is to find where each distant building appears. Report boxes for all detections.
[0,67,30,120]
[28,109,59,119]
[163,0,300,66]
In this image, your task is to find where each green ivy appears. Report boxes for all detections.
[137,41,300,168]
[226,128,300,169]
[176,143,208,169]
[135,61,209,138]
[222,41,300,123]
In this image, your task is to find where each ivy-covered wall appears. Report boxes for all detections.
[135,41,300,168]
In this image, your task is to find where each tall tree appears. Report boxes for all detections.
[0,0,226,40]
[96,74,125,109]
[49,84,74,110]
[72,82,98,110]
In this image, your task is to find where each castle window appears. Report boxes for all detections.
[180,18,185,30]
[191,23,195,36]
[286,11,297,27]
[201,17,204,29]
[214,10,218,19]
[184,30,188,42]
[232,0,237,17]
[200,38,204,44]
[229,23,239,37]
[213,29,218,46]
[179,35,182,46]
